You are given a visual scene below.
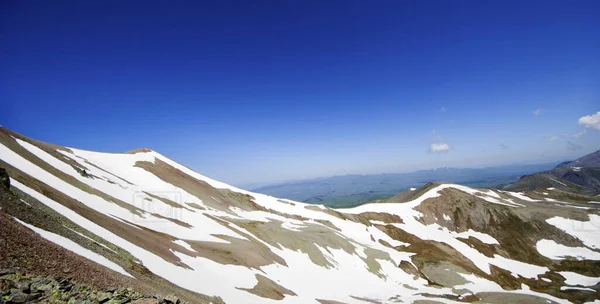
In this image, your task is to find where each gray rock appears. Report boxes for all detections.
[98,291,112,303]
[106,296,131,304]
[0,274,15,281]
[5,288,28,303]
[26,293,42,302]
[38,282,58,293]
[67,298,90,304]
[13,281,29,293]
[30,277,54,292]
[163,294,180,304]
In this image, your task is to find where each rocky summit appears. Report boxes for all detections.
[1,126,599,303]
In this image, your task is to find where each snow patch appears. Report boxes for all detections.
[549,178,567,186]
[559,271,600,286]
[546,216,600,249]
[65,227,118,254]
[452,229,499,245]
[14,218,132,278]
[560,286,595,292]
[173,239,197,253]
[508,192,538,202]
[536,239,600,260]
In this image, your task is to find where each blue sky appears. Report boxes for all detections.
[1,1,599,186]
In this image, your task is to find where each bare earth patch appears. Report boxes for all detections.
[236,274,296,300]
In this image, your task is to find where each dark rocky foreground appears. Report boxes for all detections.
[0,270,183,304]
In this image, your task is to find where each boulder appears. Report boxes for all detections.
[97,291,112,303]
[13,281,29,293]
[5,288,29,303]
[163,294,180,304]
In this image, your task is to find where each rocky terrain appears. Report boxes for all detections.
[0,126,599,303]
[0,269,185,304]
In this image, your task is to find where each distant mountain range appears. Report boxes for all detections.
[505,149,600,196]
[252,163,562,207]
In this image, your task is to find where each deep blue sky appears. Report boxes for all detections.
[1,1,599,186]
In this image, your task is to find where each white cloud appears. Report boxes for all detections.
[574,129,588,138]
[533,109,541,116]
[578,111,600,130]
[549,136,559,142]
[430,143,451,153]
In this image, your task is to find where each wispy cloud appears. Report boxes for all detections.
[430,142,451,153]
[578,111,600,130]
[567,141,582,151]
[440,107,447,113]
[549,136,559,142]
[574,129,588,138]
[533,109,541,116]
[500,143,509,150]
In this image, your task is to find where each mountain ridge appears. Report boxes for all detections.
[505,150,600,196]
[1,126,600,303]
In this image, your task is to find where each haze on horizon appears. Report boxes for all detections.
[1,1,599,186]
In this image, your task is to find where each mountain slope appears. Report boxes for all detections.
[1,127,599,303]
[505,150,600,196]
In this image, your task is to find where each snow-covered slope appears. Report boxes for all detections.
[1,127,599,303]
